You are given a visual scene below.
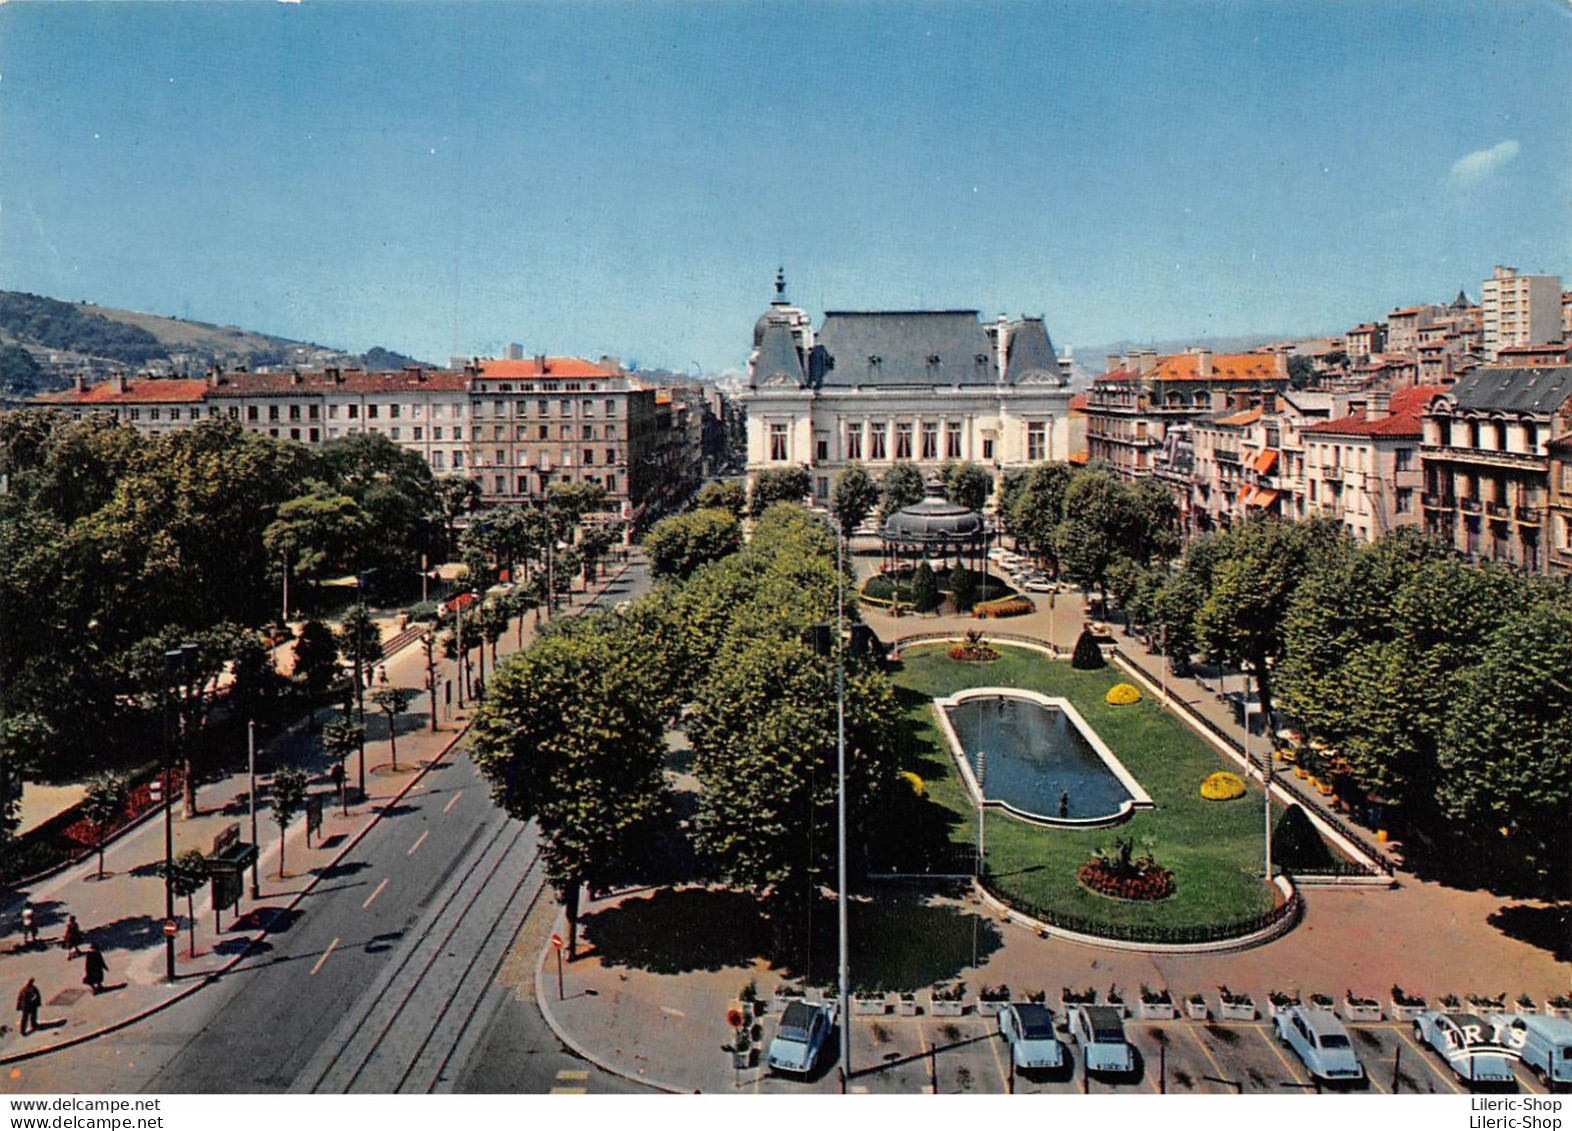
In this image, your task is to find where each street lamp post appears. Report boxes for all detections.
[835,521,850,1092]
[247,719,260,899]
[355,569,376,798]
[162,642,198,983]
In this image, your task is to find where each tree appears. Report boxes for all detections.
[321,715,363,810]
[644,509,742,581]
[269,767,308,878]
[1192,518,1311,744]
[1005,462,1074,566]
[432,475,481,558]
[695,480,746,517]
[370,686,414,772]
[751,467,810,515]
[948,564,979,613]
[1055,469,1135,609]
[0,713,51,845]
[546,480,609,526]
[878,461,925,520]
[578,526,616,585]
[82,773,128,879]
[1127,477,1183,566]
[263,486,367,592]
[470,621,670,955]
[165,848,209,957]
[941,461,992,513]
[1436,601,1572,893]
[830,464,879,536]
[1071,627,1107,670]
[336,605,380,708]
[909,561,939,613]
[292,619,340,727]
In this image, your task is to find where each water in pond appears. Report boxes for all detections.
[944,695,1133,822]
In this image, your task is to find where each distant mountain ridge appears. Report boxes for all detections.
[0,289,426,398]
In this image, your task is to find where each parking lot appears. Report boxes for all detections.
[744,1012,1558,1095]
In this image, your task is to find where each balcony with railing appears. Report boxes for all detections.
[1486,501,1511,519]
[1457,497,1482,514]
[1515,505,1543,524]
[1421,492,1454,510]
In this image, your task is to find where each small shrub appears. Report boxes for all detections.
[1105,682,1141,706]
[948,565,979,612]
[1070,627,1106,670]
[1200,772,1246,801]
[974,595,1033,618]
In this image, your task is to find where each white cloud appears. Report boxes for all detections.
[1449,139,1521,186]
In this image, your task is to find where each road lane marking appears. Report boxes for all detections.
[660,1005,685,1018]
[1395,1028,1463,1094]
[1256,1024,1310,1089]
[549,1087,586,1095]
[556,1070,589,1081]
[362,878,388,909]
[1178,1023,1232,1093]
[443,791,463,814]
[982,1021,1009,1091]
[407,830,429,856]
[311,937,340,976]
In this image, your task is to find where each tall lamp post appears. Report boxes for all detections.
[834,521,851,1092]
[162,642,198,983]
[355,569,376,798]
[247,719,260,899]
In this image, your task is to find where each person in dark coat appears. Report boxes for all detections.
[16,977,41,1035]
[82,945,107,995]
[61,915,83,958]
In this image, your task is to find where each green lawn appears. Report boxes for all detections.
[890,643,1280,935]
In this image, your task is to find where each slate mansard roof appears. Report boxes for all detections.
[816,310,997,387]
[1440,365,1572,416]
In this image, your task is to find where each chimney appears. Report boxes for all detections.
[74,373,87,394]
[206,368,220,390]
[290,370,302,386]
[1274,348,1289,380]
[1106,353,1122,375]
[112,372,127,394]
[1138,350,1157,375]
[325,366,339,383]
[1368,389,1391,420]
[1196,348,1213,378]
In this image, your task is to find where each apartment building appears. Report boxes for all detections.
[1481,266,1563,360]
[1421,365,1572,572]
[1298,385,1442,542]
[1084,348,1290,481]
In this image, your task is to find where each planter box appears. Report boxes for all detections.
[1185,1000,1210,1021]
[896,997,919,1017]
[1342,1002,1383,1023]
[1268,1001,1301,1020]
[978,999,1011,1017]
[1545,1006,1572,1021]
[929,998,967,1017]
[1138,1000,1178,1021]
[1390,1001,1426,1022]
[772,994,806,1013]
[1219,1000,1257,1021]
[1308,999,1336,1013]
[853,996,889,1016]
[1513,1004,1538,1017]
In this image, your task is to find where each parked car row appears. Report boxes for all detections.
[997,1004,1137,1076]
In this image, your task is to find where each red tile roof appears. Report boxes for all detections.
[476,358,616,379]
[1068,393,1089,412]
[34,378,211,405]
[1301,386,1445,438]
[1151,353,1283,382]
[1214,407,1264,427]
[205,369,467,396]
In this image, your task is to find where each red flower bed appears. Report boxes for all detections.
[1078,840,1176,902]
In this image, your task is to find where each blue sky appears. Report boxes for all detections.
[1,1,1568,373]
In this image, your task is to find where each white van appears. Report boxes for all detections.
[1492,1013,1572,1088]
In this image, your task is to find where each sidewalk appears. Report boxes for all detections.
[0,556,639,1067]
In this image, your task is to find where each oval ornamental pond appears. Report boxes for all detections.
[935,688,1154,828]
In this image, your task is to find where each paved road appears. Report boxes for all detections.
[23,750,542,1093]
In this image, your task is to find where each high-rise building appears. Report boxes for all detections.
[1481,266,1563,359]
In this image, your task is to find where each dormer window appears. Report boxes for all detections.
[927,354,941,366]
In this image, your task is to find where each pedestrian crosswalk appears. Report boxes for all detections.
[550,1068,589,1094]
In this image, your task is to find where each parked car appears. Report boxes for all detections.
[1067,1004,1135,1074]
[1273,1005,1366,1083]
[1413,1011,1517,1086]
[767,1000,836,1075]
[1490,1013,1572,1089]
[997,1003,1067,1071]
[1024,577,1056,593]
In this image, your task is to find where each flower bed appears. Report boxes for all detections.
[1218,986,1256,1021]
[1200,772,1246,802]
[1078,838,1176,901]
[974,595,1034,619]
[948,630,1000,662]
[1105,683,1142,706]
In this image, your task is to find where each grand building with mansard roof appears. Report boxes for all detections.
[741,272,1075,505]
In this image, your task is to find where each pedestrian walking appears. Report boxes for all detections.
[82,946,107,995]
[61,915,83,958]
[20,904,38,946]
[15,977,41,1036]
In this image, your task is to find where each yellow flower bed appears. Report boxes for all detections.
[1200,772,1246,801]
[899,771,926,797]
[1105,682,1142,706]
